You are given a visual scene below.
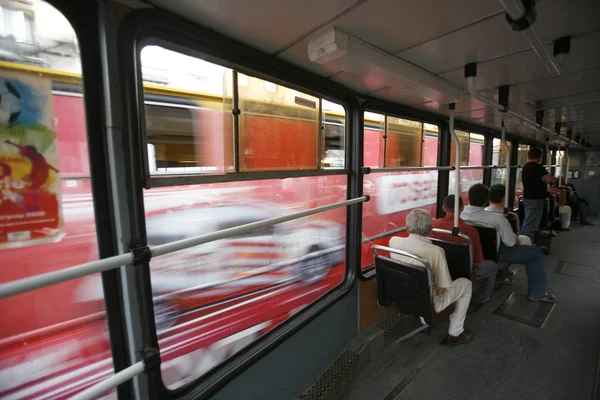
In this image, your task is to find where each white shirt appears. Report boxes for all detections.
[388,234,453,290]
[461,205,516,248]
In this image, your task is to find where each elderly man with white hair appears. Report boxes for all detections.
[389,208,474,345]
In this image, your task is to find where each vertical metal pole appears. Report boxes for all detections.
[382,116,388,168]
[557,144,563,186]
[565,147,570,184]
[501,120,510,212]
[436,121,451,219]
[349,98,365,280]
[483,132,493,186]
[448,104,460,232]
[420,121,424,167]
[508,140,519,210]
[232,70,240,172]
[318,98,323,168]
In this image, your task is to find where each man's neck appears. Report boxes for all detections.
[487,203,503,211]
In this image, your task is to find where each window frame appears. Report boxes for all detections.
[136,37,350,189]
[120,9,360,399]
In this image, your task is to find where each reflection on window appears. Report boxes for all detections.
[363,114,430,168]
[450,130,469,166]
[361,170,438,269]
[422,123,439,167]
[143,175,348,388]
[140,46,345,175]
[469,133,485,166]
[517,144,529,166]
[492,138,512,166]
[0,1,112,398]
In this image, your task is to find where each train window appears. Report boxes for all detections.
[363,112,385,168]
[363,113,428,168]
[515,144,530,193]
[237,73,320,172]
[0,1,113,398]
[140,45,344,176]
[362,170,438,269]
[491,138,512,186]
[385,117,422,167]
[422,123,439,167]
[450,129,469,166]
[321,100,346,169]
[449,132,485,203]
[143,174,347,389]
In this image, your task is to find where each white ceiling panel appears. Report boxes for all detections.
[371,89,430,106]
[149,0,357,54]
[330,71,389,94]
[396,1,600,76]
[328,0,502,54]
[275,37,335,78]
[440,30,600,90]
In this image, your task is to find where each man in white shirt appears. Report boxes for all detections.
[461,184,557,303]
[389,209,474,345]
[485,184,532,246]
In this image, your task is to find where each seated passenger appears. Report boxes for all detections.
[461,184,557,303]
[389,209,474,345]
[549,179,572,231]
[565,183,594,226]
[486,184,533,245]
[431,195,498,304]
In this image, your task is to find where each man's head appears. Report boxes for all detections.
[489,184,505,206]
[528,147,543,162]
[442,194,464,215]
[406,209,433,236]
[468,183,490,207]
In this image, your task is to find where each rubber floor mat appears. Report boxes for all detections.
[494,292,555,328]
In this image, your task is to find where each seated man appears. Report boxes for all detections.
[389,209,474,345]
[431,195,498,304]
[461,184,557,303]
[566,183,594,226]
[549,179,572,231]
[486,184,533,245]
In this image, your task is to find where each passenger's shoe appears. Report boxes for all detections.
[444,330,475,346]
[582,220,595,226]
[528,293,558,303]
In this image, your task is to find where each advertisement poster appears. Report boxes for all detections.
[0,69,64,248]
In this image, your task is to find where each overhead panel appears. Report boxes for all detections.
[149,0,357,53]
[307,27,463,104]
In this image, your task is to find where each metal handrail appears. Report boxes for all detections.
[362,226,407,243]
[461,165,495,170]
[70,360,145,400]
[0,196,368,300]
[367,166,455,173]
[371,245,434,297]
[449,104,460,229]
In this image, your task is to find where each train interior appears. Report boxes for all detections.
[0,0,599,399]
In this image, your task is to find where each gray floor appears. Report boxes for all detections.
[349,222,600,400]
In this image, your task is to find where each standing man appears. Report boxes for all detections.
[521,148,554,239]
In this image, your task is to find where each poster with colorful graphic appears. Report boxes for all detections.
[0,69,64,249]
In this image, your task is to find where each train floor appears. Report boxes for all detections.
[348,221,600,400]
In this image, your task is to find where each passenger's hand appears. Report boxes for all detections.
[435,287,447,295]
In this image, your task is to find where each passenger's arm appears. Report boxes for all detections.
[500,218,517,247]
[542,174,555,184]
[433,249,452,295]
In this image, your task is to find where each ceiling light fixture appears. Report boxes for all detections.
[308,27,463,104]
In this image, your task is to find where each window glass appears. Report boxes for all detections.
[385,117,422,167]
[450,129,469,166]
[422,123,439,167]
[448,132,484,204]
[361,170,438,268]
[363,112,384,168]
[321,100,346,169]
[143,175,347,388]
[0,1,113,398]
[237,74,320,172]
[491,138,512,186]
[141,46,343,175]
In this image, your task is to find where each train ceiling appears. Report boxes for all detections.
[142,0,600,147]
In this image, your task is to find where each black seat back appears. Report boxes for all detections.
[464,221,498,262]
[372,246,433,325]
[429,230,472,280]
